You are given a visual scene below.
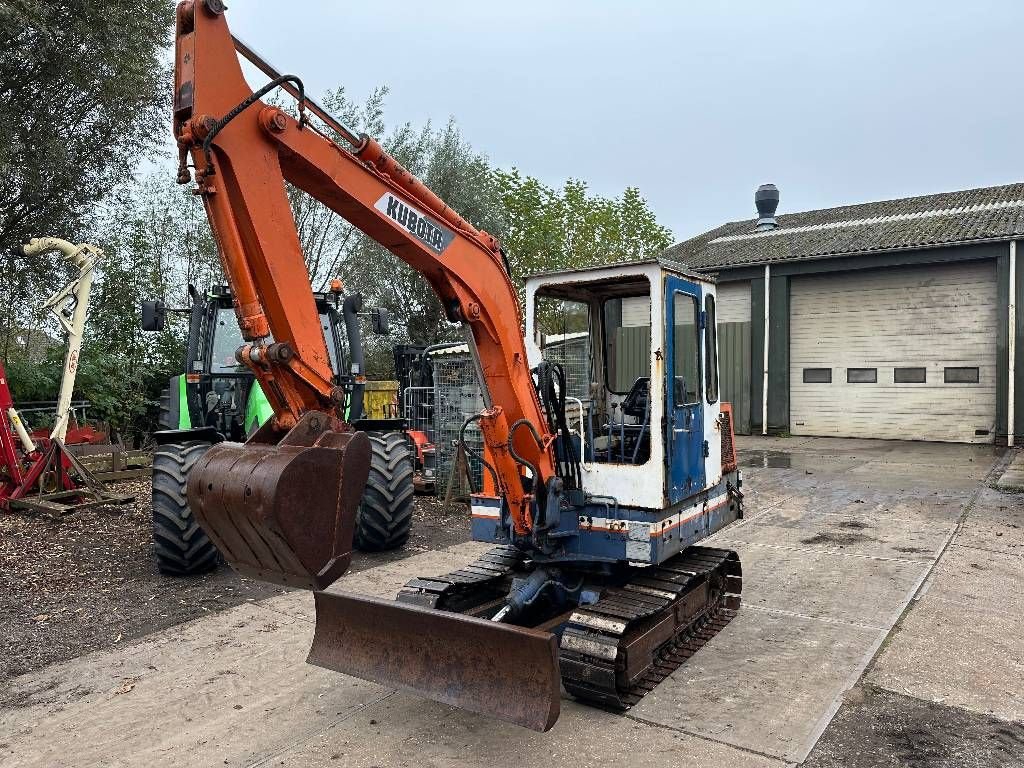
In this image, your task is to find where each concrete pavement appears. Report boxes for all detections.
[996,448,1024,490]
[1,437,1017,767]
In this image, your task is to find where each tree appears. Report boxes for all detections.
[494,170,674,295]
[0,0,173,365]
[341,117,506,369]
[275,87,507,374]
[78,176,222,438]
[287,87,389,289]
[494,171,673,340]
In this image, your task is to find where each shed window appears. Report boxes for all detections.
[894,367,926,383]
[847,368,877,384]
[944,367,979,384]
[704,295,718,404]
[802,368,832,384]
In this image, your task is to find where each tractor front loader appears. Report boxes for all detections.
[172,1,743,733]
[141,283,414,574]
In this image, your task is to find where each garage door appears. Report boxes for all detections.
[790,261,997,443]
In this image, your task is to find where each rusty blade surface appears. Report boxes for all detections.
[186,427,371,590]
[308,591,562,732]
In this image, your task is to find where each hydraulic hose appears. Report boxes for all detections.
[459,413,498,493]
[508,418,544,485]
[534,362,581,491]
[201,74,306,175]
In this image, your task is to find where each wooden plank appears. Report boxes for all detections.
[91,467,152,481]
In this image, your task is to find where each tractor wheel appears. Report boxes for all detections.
[353,432,415,552]
[157,387,172,429]
[151,441,220,575]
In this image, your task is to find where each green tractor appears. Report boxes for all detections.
[141,284,414,575]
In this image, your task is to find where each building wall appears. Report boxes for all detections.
[620,296,650,327]
[715,282,752,324]
[710,240,1023,443]
[714,281,753,434]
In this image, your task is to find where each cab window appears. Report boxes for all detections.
[534,296,591,400]
[704,295,718,404]
[603,295,651,394]
[672,293,700,404]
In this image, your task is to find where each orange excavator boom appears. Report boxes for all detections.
[173,1,556,597]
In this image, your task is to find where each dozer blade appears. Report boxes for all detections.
[308,591,562,732]
[186,414,371,590]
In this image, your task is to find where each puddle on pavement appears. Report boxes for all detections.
[837,520,870,530]
[740,450,793,469]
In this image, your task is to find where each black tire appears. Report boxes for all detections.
[353,432,415,552]
[157,386,172,429]
[151,441,220,575]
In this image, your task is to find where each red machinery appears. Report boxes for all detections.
[0,361,35,502]
[0,361,125,513]
[2,235,131,513]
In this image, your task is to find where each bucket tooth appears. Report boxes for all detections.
[186,419,371,590]
[308,591,562,732]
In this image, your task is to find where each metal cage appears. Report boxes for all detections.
[430,351,485,495]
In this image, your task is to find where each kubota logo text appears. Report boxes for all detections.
[375,194,455,254]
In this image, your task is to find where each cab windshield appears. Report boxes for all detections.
[210,307,339,374]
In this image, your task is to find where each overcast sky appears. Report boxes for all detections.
[220,1,1024,241]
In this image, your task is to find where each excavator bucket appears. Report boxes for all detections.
[308,591,562,732]
[187,414,371,590]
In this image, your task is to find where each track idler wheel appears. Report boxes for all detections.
[186,412,371,590]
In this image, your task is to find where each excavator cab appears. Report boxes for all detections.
[484,259,741,564]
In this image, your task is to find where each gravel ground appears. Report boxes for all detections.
[0,477,472,695]
[804,685,1024,768]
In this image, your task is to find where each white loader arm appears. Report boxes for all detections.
[20,237,103,443]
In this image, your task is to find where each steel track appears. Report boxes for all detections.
[397,544,742,711]
[560,546,741,709]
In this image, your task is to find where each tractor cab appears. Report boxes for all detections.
[143,284,379,440]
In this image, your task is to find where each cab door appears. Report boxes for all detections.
[665,276,705,504]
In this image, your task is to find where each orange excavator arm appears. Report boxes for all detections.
[174,0,557,589]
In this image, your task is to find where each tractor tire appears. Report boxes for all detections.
[151,441,220,575]
[157,387,172,429]
[353,432,415,552]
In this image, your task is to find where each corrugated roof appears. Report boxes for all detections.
[664,182,1024,270]
[427,342,469,357]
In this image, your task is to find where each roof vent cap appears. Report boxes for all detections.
[755,184,779,231]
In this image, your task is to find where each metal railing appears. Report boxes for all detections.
[13,400,92,431]
[402,386,435,437]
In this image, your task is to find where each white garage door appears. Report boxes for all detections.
[790,261,997,443]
